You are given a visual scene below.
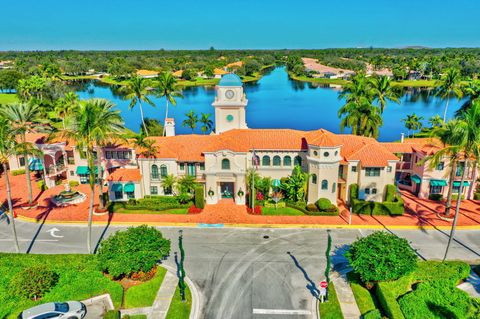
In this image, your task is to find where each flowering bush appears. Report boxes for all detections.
[247,205,262,215]
[256,192,264,201]
[188,205,203,214]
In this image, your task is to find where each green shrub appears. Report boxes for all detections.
[306,203,319,212]
[363,309,382,319]
[194,186,205,209]
[286,202,338,216]
[428,193,443,201]
[124,196,191,211]
[352,197,404,216]
[474,193,480,200]
[414,261,470,286]
[104,310,121,319]
[37,180,47,191]
[346,272,377,315]
[316,198,332,211]
[177,193,192,204]
[346,231,417,283]
[349,183,359,203]
[264,201,286,208]
[452,194,465,201]
[69,180,80,187]
[384,184,396,202]
[11,169,25,176]
[9,266,59,300]
[97,225,171,278]
[376,281,406,319]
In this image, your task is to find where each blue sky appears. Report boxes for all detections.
[1,0,479,50]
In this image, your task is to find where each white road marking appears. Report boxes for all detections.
[253,309,312,315]
[0,239,58,242]
[46,227,64,238]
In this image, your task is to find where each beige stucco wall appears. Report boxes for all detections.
[212,86,248,134]
[107,181,142,201]
[357,160,397,202]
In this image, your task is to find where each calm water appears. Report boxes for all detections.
[74,67,464,142]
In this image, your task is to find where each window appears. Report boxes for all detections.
[199,163,205,170]
[294,156,302,166]
[160,165,168,177]
[164,187,172,195]
[313,150,318,156]
[436,162,444,171]
[151,165,159,179]
[283,156,292,166]
[118,151,124,160]
[19,157,25,167]
[106,151,112,159]
[387,166,392,173]
[36,313,60,319]
[115,190,123,200]
[351,166,357,172]
[262,156,271,166]
[456,162,465,177]
[365,167,381,176]
[273,156,281,166]
[150,186,158,195]
[332,182,336,193]
[111,151,117,159]
[222,159,230,170]
[365,188,370,194]
[372,188,377,194]
[126,191,135,199]
[312,174,317,184]
[187,163,196,176]
[430,185,442,194]
[70,170,74,176]
[124,151,130,159]
[321,180,328,190]
[335,151,338,156]
[179,163,185,171]
[323,152,330,157]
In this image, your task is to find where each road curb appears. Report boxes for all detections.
[14,215,480,230]
[162,264,202,319]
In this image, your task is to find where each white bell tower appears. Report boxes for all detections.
[212,73,248,134]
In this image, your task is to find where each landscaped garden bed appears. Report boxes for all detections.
[349,184,404,215]
[318,282,344,319]
[109,195,196,215]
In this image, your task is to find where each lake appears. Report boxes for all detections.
[74,67,465,142]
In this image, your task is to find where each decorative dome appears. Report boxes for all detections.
[218,73,243,86]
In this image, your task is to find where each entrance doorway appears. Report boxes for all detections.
[220,182,234,198]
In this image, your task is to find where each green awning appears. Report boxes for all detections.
[76,166,98,175]
[453,181,470,187]
[124,183,135,193]
[411,175,421,184]
[111,184,123,192]
[28,158,43,171]
[430,179,448,187]
[271,179,281,187]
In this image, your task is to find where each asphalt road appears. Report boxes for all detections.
[1,219,480,319]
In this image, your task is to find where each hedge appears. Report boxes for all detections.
[428,194,443,201]
[349,183,359,203]
[69,180,80,187]
[11,169,25,176]
[194,186,205,209]
[104,310,120,319]
[376,281,406,319]
[123,196,191,211]
[452,194,465,200]
[384,184,396,202]
[474,193,480,200]
[363,309,382,319]
[351,197,404,215]
[286,202,338,216]
[264,201,286,208]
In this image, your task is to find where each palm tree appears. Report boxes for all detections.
[200,113,213,134]
[182,110,198,133]
[177,175,196,194]
[0,118,21,252]
[122,77,154,136]
[155,72,183,136]
[455,80,480,117]
[435,68,463,122]
[54,92,79,129]
[369,75,399,113]
[161,174,177,195]
[57,98,124,253]
[132,133,158,158]
[0,103,43,206]
[428,114,444,128]
[442,101,480,260]
[402,113,423,138]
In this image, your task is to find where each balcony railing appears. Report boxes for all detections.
[396,162,412,170]
[46,163,66,176]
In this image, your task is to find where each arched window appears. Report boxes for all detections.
[262,156,271,166]
[283,156,292,166]
[252,155,260,166]
[160,164,168,177]
[312,174,317,184]
[151,165,159,179]
[294,156,302,167]
[321,179,328,190]
[332,182,336,193]
[222,159,230,170]
[273,156,281,166]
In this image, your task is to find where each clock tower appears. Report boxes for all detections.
[212,73,248,134]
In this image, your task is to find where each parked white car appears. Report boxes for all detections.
[17,301,87,319]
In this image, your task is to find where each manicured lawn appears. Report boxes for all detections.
[116,208,189,215]
[318,282,344,319]
[261,206,305,216]
[289,73,349,86]
[129,315,148,319]
[346,272,377,315]
[0,254,123,319]
[165,285,192,319]
[0,93,18,104]
[392,80,437,87]
[124,267,167,308]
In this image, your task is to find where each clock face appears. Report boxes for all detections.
[226,114,234,122]
[225,90,235,99]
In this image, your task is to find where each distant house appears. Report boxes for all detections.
[0,60,13,69]
[225,61,243,70]
[214,68,228,78]
[172,70,183,78]
[136,69,159,79]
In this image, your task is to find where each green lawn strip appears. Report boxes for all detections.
[346,272,377,315]
[0,254,123,319]
[116,208,189,215]
[261,206,305,216]
[165,284,192,319]
[318,282,344,319]
[128,315,148,319]
[0,93,18,104]
[392,80,437,87]
[124,267,167,309]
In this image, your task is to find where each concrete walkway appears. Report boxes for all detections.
[457,270,480,298]
[331,272,361,319]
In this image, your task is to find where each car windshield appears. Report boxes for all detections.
[54,303,69,312]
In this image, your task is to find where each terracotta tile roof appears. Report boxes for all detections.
[381,138,444,155]
[172,70,183,77]
[214,68,228,75]
[226,61,243,68]
[107,168,142,182]
[136,69,159,77]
